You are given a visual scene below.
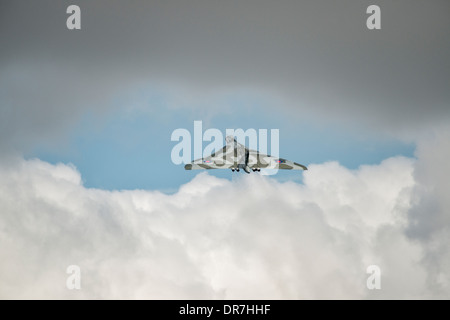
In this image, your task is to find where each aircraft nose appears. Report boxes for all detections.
[226,135,234,143]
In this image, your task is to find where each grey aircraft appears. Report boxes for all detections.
[185,135,307,173]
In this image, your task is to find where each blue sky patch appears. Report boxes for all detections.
[26,90,415,192]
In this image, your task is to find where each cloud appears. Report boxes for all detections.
[1,0,449,152]
[2,127,449,299]
[405,125,450,296]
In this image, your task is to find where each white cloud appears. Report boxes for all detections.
[2,128,449,299]
[405,125,450,297]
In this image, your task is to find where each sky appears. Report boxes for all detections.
[0,0,449,299]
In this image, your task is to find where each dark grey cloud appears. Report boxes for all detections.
[1,0,449,151]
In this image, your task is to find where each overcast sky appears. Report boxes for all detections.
[0,0,449,299]
[1,0,449,152]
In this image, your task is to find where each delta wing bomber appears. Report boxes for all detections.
[185,136,307,174]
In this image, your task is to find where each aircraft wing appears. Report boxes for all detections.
[184,136,307,171]
[184,144,236,170]
[247,149,308,170]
